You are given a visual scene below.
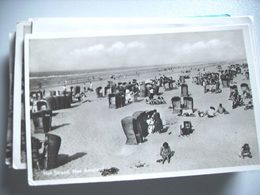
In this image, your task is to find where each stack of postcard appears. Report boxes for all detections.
[6,16,260,186]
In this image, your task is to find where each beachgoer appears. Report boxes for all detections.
[88,81,93,92]
[232,94,243,109]
[149,87,154,100]
[244,100,253,110]
[217,104,229,114]
[240,143,252,159]
[202,79,207,93]
[146,114,155,134]
[207,106,216,118]
[198,110,206,117]
[83,82,87,92]
[160,142,172,164]
[153,111,163,133]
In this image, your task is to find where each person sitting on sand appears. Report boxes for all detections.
[207,106,216,118]
[198,110,206,117]
[160,142,173,164]
[217,104,229,114]
[229,88,239,101]
[239,143,252,159]
[242,90,252,99]
[232,94,244,109]
[178,109,194,117]
[244,100,254,110]
[157,96,166,104]
[146,114,155,134]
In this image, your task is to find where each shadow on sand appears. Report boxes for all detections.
[51,123,70,131]
[56,152,87,168]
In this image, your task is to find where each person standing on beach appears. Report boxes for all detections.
[88,81,93,92]
[83,82,87,93]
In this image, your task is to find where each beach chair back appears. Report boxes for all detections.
[179,76,185,84]
[45,134,61,170]
[240,83,249,93]
[183,97,194,110]
[46,96,56,110]
[31,109,52,133]
[181,84,189,97]
[74,85,81,95]
[121,116,137,145]
[133,111,147,140]
[37,100,48,111]
[171,96,181,112]
[236,67,242,74]
[183,121,192,129]
[108,93,116,108]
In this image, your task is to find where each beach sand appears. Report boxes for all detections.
[31,64,260,181]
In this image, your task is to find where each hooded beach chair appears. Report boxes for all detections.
[181,84,189,97]
[108,93,116,108]
[180,121,193,136]
[46,96,56,110]
[171,96,182,113]
[179,76,185,84]
[183,97,194,111]
[31,109,52,133]
[45,134,62,170]
[240,83,249,93]
[36,100,48,111]
[121,116,137,145]
[133,111,148,142]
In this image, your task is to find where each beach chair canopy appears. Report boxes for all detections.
[171,96,181,110]
[121,116,138,145]
[183,97,194,110]
[181,84,189,97]
[46,134,61,170]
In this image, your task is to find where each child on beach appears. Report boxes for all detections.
[160,142,173,164]
[217,104,229,114]
[239,143,252,159]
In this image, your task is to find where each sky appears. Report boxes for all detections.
[29,29,246,72]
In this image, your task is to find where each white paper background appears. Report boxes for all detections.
[0,0,260,194]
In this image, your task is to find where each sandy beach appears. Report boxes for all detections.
[31,64,260,181]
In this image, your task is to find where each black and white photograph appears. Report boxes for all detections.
[25,25,260,185]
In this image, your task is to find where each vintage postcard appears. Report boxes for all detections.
[13,21,32,169]
[25,24,260,185]
[6,32,15,167]
[16,16,246,169]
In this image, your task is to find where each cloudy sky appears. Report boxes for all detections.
[29,29,246,72]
